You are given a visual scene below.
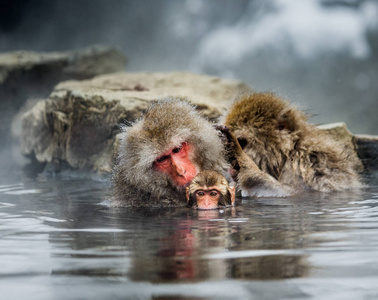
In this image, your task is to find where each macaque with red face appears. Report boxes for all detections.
[186,170,235,210]
[112,99,227,207]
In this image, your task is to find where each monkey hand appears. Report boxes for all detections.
[214,125,241,173]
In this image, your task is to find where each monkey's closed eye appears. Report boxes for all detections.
[155,155,169,163]
[172,146,182,154]
[237,138,248,149]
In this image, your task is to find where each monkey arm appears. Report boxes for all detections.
[214,125,242,172]
[216,125,294,197]
[236,150,294,197]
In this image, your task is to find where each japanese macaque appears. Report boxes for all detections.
[112,99,227,207]
[218,92,363,197]
[186,170,235,210]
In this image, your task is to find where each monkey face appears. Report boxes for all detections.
[153,142,198,188]
[185,170,236,210]
[193,189,222,210]
[186,186,235,210]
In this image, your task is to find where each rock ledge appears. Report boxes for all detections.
[20,71,251,172]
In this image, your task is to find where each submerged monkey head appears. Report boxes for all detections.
[186,170,235,210]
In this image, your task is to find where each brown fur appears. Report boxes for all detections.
[188,170,230,196]
[222,92,362,196]
[112,99,227,207]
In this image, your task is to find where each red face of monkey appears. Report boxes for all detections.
[153,142,198,187]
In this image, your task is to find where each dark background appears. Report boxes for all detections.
[1,0,377,135]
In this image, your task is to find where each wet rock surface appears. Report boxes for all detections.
[0,45,127,85]
[355,135,378,173]
[1,45,127,142]
[20,71,252,173]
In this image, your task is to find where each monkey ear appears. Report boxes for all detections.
[185,187,190,203]
[229,186,236,205]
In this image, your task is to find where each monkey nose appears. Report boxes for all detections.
[172,161,186,176]
[176,166,186,177]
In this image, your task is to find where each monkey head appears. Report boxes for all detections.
[113,99,227,206]
[224,93,308,179]
[186,170,235,210]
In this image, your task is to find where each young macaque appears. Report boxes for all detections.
[112,99,227,207]
[186,170,235,210]
[217,92,363,197]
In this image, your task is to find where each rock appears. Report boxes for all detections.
[355,135,378,172]
[20,71,252,173]
[317,122,364,172]
[0,45,127,85]
[1,45,127,142]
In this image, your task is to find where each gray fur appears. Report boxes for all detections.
[112,98,226,207]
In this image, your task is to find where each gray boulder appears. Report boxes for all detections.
[1,45,127,142]
[0,45,126,86]
[20,71,252,173]
[355,135,378,172]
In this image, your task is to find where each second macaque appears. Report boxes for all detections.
[186,170,235,210]
[218,92,363,197]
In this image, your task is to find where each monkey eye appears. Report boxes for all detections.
[237,138,248,149]
[172,145,183,154]
[155,155,169,163]
[210,191,219,197]
[196,191,205,197]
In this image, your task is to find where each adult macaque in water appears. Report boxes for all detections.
[112,99,226,207]
[186,170,235,210]
[217,92,363,197]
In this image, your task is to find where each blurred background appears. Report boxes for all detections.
[1,0,377,134]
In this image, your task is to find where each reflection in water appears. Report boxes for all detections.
[123,207,309,282]
[1,176,378,299]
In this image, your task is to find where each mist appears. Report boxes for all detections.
[1,0,378,137]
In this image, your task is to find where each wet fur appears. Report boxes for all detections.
[223,92,362,196]
[112,98,226,207]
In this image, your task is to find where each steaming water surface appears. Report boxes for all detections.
[1,174,378,299]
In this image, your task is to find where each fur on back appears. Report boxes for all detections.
[225,93,362,192]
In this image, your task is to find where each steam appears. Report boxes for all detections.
[1,0,378,144]
[195,0,378,67]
